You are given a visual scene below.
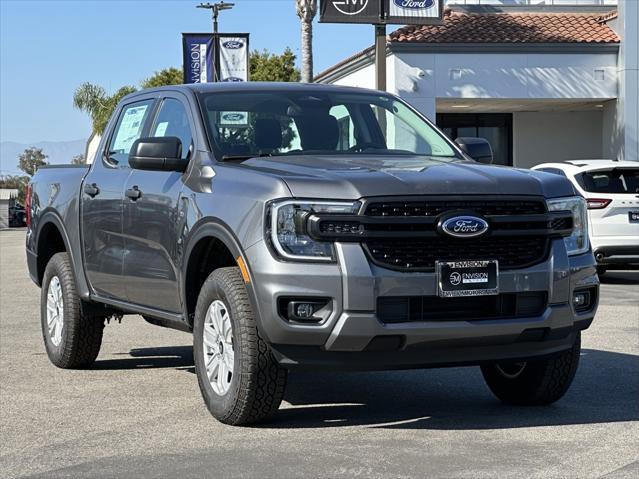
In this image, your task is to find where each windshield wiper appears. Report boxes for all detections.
[221,153,283,162]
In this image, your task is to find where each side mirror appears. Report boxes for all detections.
[455,137,494,164]
[129,137,187,172]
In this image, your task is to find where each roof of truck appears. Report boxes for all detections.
[139,82,385,96]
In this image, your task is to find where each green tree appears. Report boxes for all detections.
[71,154,86,165]
[250,48,301,82]
[0,175,29,203]
[141,67,183,89]
[18,147,48,176]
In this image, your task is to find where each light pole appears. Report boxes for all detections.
[197,1,235,34]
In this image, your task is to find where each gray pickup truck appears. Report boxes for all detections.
[26,83,598,425]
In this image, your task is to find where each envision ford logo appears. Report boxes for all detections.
[333,0,369,16]
[222,41,244,49]
[440,215,489,238]
[222,77,244,82]
[393,0,435,9]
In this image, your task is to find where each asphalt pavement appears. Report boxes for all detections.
[1,228,638,479]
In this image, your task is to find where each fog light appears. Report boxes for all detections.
[282,298,331,323]
[573,289,593,313]
[295,303,315,319]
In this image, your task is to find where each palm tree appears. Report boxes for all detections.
[73,83,136,135]
[296,0,317,83]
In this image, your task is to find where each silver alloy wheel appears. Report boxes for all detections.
[496,362,527,379]
[203,300,235,395]
[46,276,64,347]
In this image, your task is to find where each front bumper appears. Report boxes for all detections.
[245,238,598,370]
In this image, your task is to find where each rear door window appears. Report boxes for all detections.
[576,169,639,193]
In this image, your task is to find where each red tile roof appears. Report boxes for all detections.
[390,9,620,44]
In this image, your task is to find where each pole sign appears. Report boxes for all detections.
[320,0,381,24]
[182,33,215,83]
[386,0,442,25]
[218,34,250,82]
[319,0,442,25]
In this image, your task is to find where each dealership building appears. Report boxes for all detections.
[316,0,637,169]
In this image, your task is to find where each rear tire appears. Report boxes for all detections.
[193,267,287,425]
[41,252,104,368]
[481,333,581,406]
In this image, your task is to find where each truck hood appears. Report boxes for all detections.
[240,155,575,199]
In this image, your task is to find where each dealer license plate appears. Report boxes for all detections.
[629,211,639,223]
[437,260,499,298]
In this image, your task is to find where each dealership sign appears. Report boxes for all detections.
[319,0,442,25]
[182,34,215,83]
[182,33,249,83]
[218,34,249,82]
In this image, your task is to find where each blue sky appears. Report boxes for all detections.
[0,0,373,143]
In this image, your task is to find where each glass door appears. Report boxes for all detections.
[437,113,513,166]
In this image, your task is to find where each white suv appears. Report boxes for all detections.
[533,160,639,274]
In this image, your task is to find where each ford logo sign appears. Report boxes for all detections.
[222,41,244,49]
[222,77,244,82]
[440,215,489,238]
[393,0,435,9]
[222,113,244,122]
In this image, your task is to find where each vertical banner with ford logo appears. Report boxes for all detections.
[182,33,215,83]
[218,34,250,82]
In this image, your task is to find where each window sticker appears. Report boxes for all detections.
[154,121,169,137]
[112,105,149,152]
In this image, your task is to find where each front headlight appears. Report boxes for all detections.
[268,200,361,262]
[547,196,589,256]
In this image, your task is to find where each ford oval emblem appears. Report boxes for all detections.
[222,41,244,49]
[440,215,489,238]
[222,77,244,82]
[393,0,435,10]
[222,113,244,121]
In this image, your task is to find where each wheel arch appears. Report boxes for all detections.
[35,211,73,286]
[182,218,260,330]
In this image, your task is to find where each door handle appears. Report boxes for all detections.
[84,183,100,197]
[126,186,142,201]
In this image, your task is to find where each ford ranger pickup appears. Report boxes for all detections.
[26,83,598,425]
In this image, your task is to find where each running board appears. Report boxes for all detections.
[89,294,191,333]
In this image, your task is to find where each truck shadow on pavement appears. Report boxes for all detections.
[93,346,639,430]
[272,348,639,430]
[91,346,194,370]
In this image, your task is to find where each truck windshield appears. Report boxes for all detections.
[199,91,460,160]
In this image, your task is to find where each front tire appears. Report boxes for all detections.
[41,252,104,368]
[481,333,581,406]
[193,267,287,425]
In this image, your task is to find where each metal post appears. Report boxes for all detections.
[375,24,386,92]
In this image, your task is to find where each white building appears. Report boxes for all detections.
[316,0,637,169]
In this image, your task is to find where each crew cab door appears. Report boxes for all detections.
[81,98,155,300]
[121,95,194,312]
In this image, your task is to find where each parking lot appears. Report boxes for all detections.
[0,228,637,478]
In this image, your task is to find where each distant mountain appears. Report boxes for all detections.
[0,139,88,175]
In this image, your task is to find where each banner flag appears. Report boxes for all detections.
[218,34,249,82]
[182,33,215,83]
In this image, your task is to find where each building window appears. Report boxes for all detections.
[436,113,513,166]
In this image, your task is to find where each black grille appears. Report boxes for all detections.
[378,292,548,323]
[365,236,549,271]
[365,199,546,217]
[358,197,554,271]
